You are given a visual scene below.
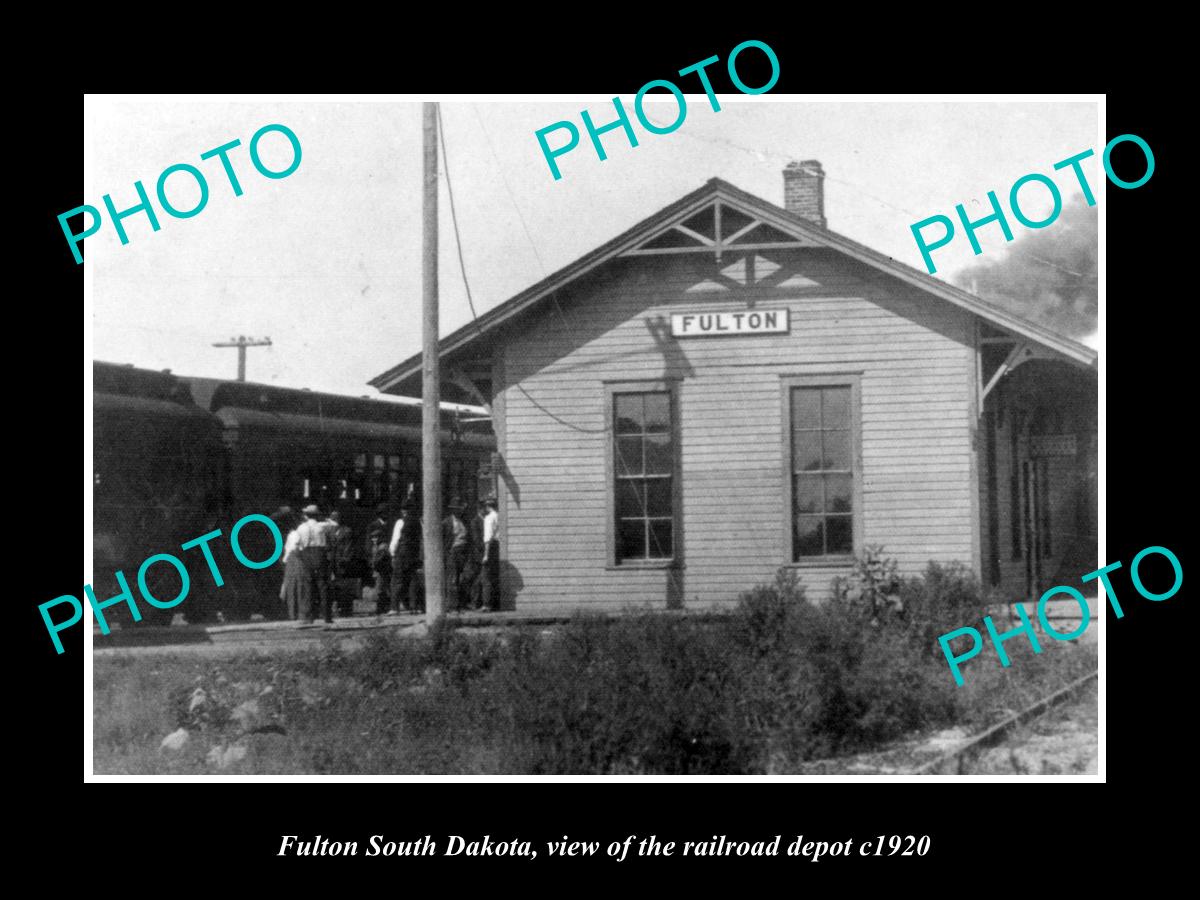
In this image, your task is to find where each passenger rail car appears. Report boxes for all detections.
[91,362,495,623]
[93,364,227,625]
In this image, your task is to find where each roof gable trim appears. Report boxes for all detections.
[370,179,1095,391]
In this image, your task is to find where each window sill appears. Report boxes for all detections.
[605,561,684,572]
[785,557,856,569]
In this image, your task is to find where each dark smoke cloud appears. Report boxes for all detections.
[953,197,1097,339]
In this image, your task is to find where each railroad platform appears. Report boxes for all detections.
[92,592,1102,651]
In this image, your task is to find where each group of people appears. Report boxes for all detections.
[276,496,500,624]
[367,496,500,614]
[277,505,355,624]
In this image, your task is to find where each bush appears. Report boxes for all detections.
[488,613,748,774]
[729,554,976,761]
[110,550,1091,774]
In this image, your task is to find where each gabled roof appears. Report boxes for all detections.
[370,177,1097,394]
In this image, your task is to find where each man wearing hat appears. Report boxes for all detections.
[442,497,469,610]
[479,496,500,612]
[293,504,334,624]
[365,503,392,615]
[389,496,423,613]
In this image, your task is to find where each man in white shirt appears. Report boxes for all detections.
[480,497,500,612]
[292,504,333,624]
[389,499,422,613]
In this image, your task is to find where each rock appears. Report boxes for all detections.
[231,699,262,732]
[188,688,207,713]
[258,685,275,697]
[922,727,969,753]
[207,742,249,769]
[297,675,323,708]
[160,728,189,751]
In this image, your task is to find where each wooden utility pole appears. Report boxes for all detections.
[421,102,445,624]
[212,336,272,381]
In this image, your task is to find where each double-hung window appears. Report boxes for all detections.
[784,375,861,562]
[610,386,677,564]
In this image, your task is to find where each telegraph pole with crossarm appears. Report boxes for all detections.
[212,336,272,381]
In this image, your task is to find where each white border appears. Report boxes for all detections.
[83,92,1105,784]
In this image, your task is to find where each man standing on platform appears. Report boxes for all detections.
[294,504,333,624]
[480,496,500,612]
[389,497,422,613]
[442,498,469,611]
[326,509,357,617]
[366,503,392,615]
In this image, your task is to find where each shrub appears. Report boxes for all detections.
[116,550,1090,775]
[730,554,974,762]
[478,612,753,774]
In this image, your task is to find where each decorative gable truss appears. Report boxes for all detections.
[620,200,819,262]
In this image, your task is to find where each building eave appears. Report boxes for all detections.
[369,178,1097,395]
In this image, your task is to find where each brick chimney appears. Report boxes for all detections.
[783,160,826,229]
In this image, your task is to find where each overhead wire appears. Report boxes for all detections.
[436,104,610,436]
[438,106,669,558]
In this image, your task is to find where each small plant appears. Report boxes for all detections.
[830,545,903,622]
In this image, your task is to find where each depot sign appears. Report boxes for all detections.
[671,309,789,337]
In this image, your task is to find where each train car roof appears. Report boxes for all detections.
[211,406,495,450]
[186,377,493,436]
[92,363,493,437]
[93,360,198,405]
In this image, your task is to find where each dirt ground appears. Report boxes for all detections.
[962,682,1098,775]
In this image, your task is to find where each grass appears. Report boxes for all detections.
[93,561,1098,775]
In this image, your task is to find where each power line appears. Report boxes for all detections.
[471,104,547,278]
[436,105,609,436]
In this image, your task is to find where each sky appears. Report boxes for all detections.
[87,98,1101,396]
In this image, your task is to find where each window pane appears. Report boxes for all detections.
[644,433,672,474]
[373,454,385,470]
[822,429,851,470]
[617,518,646,561]
[615,395,644,433]
[826,515,853,554]
[791,388,821,426]
[388,454,400,470]
[792,430,822,473]
[648,519,673,558]
[825,474,853,513]
[794,475,822,514]
[616,481,645,519]
[822,386,851,428]
[355,453,366,470]
[825,475,854,518]
[615,436,643,476]
[645,478,672,517]
[643,393,670,432]
[794,515,824,558]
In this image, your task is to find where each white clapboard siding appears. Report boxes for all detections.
[496,250,977,609]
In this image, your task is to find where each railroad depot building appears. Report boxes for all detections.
[371,164,1098,609]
